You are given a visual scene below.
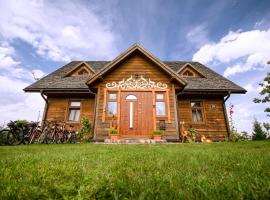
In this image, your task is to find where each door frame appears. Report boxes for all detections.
[102,88,171,137]
[119,91,153,137]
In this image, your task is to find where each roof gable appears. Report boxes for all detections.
[86,44,186,86]
[65,62,95,77]
[177,63,205,77]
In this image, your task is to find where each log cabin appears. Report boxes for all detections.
[24,44,246,142]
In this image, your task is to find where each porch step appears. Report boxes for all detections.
[103,138,167,144]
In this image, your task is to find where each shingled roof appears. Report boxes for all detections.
[24,60,246,93]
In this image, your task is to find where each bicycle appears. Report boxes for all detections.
[27,122,42,144]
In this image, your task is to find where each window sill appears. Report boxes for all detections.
[156,116,168,119]
[191,122,205,125]
[67,122,80,124]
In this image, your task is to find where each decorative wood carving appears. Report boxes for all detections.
[106,75,167,90]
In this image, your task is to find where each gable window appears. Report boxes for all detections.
[68,101,81,122]
[156,93,166,116]
[78,68,89,76]
[191,100,203,123]
[107,92,117,115]
[182,70,194,77]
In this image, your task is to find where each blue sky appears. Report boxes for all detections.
[0,0,269,132]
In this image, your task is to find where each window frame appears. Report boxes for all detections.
[155,92,167,117]
[107,92,118,116]
[68,100,81,123]
[190,100,204,124]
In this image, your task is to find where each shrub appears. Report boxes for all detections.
[78,117,92,142]
[252,119,267,140]
[263,122,270,138]
[109,128,119,134]
[229,129,240,142]
[230,130,250,142]
[152,129,164,135]
[239,131,250,141]
[188,127,197,142]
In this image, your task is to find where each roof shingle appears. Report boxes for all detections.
[24,60,246,93]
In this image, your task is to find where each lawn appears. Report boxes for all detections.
[0,142,269,199]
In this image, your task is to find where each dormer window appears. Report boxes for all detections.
[182,70,194,77]
[65,62,95,77]
[78,69,89,76]
[177,63,205,78]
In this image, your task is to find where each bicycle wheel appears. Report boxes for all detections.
[29,129,42,144]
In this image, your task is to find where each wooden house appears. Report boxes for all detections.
[24,44,246,141]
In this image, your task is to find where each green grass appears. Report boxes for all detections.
[0,142,270,200]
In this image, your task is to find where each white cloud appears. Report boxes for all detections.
[0,0,118,62]
[0,75,44,125]
[0,42,44,80]
[228,99,267,134]
[192,28,269,134]
[193,28,270,77]
[0,0,118,125]
[0,42,45,125]
[0,43,20,70]
[186,25,209,47]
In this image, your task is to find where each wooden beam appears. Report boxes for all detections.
[172,84,180,140]
[93,86,101,139]
[117,90,121,130]
[166,89,171,123]
[102,88,107,122]
[152,91,156,130]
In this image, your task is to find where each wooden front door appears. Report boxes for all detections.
[120,92,153,137]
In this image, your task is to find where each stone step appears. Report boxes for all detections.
[103,138,167,144]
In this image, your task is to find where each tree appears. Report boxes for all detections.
[263,122,270,138]
[253,72,270,117]
[252,119,267,140]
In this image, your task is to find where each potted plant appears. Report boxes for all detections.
[152,129,164,140]
[109,128,119,140]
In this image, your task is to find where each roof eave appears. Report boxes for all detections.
[183,88,247,94]
[23,88,90,93]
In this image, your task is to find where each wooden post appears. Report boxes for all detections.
[172,84,180,140]
[102,88,107,122]
[166,89,171,123]
[117,90,121,131]
[94,86,100,140]
[152,91,156,130]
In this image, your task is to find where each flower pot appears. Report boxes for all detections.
[110,134,120,140]
[153,135,162,140]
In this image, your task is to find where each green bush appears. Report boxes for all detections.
[239,131,250,141]
[109,128,119,134]
[152,129,164,135]
[78,117,92,142]
[188,127,197,142]
[252,119,267,140]
[230,130,250,142]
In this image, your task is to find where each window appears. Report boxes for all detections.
[156,93,166,116]
[68,101,81,122]
[191,101,203,123]
[107,93,117,115]
[78,68,89,76]
[126,94,137,100]
[182,70,194,77]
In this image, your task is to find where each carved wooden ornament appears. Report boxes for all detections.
[106,75,167,90]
